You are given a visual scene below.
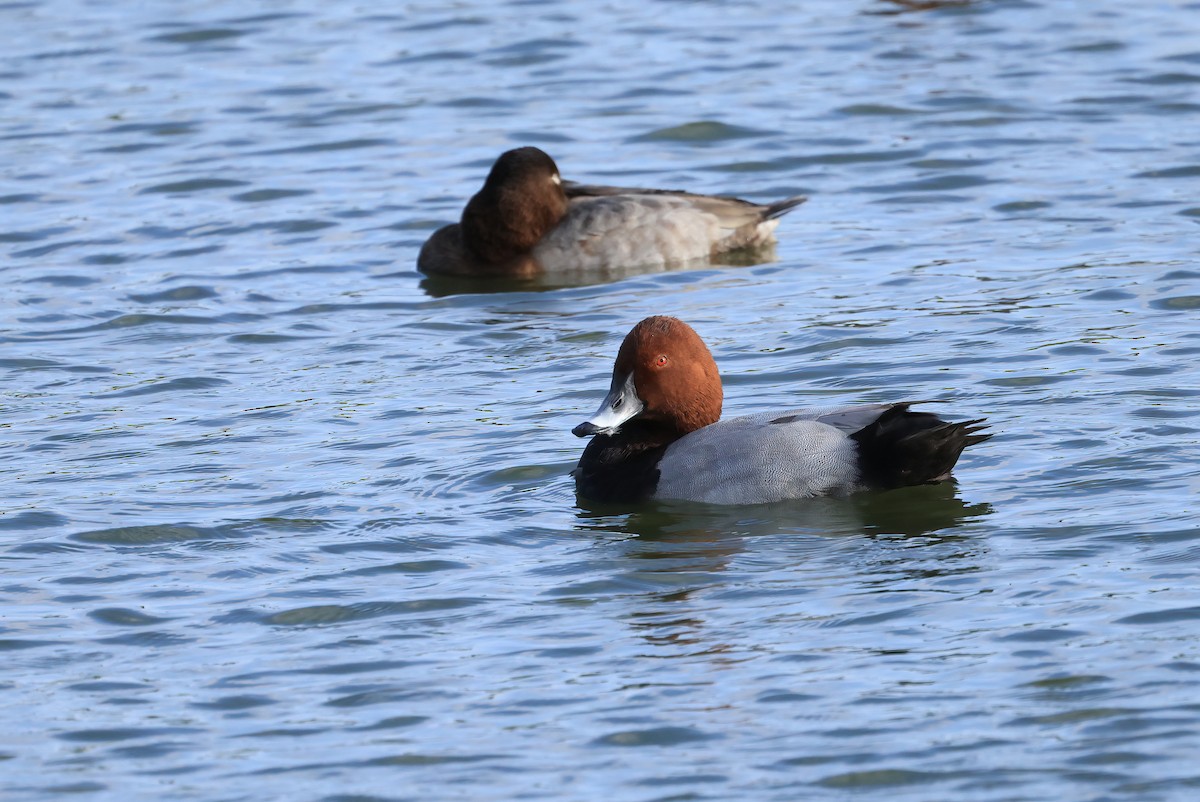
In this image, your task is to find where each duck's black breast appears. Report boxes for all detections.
[573,427,673,504]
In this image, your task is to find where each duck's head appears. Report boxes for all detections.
[461,147,568,264]
[573,316,723,438]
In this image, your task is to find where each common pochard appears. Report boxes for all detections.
[418,147,806,278]
[572,316,992,505]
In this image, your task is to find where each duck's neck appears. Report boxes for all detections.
[609,420,686,450]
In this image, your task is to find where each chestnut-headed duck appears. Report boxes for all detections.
[418,147,807,278]
[572,316,992,505]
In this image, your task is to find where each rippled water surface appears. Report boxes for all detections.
[3,0,1200,799]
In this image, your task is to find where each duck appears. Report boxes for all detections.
[571,316,992,505]
[418,147,807,278]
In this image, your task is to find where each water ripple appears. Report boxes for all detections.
[3,1,1200,800]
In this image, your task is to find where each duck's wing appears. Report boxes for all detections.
[655,412,863,504]
[564,181,807,225]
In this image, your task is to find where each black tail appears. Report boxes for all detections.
[764,195,808,220]
[850,404,991,489]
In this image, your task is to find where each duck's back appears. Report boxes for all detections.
[534,186,802,272]
[654,404,887,504]
[652,402,990,505]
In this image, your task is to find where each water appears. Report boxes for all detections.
[2,0,1199,799]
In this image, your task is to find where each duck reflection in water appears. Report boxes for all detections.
[575,481,993,577]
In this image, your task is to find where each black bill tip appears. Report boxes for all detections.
[572,421,601,438]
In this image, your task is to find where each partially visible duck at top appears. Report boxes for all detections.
[572,316,992,506]
[418,147,807,278]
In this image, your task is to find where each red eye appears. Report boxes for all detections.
[655,354,668,367]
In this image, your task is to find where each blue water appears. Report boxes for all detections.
[2,0,1199,799]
